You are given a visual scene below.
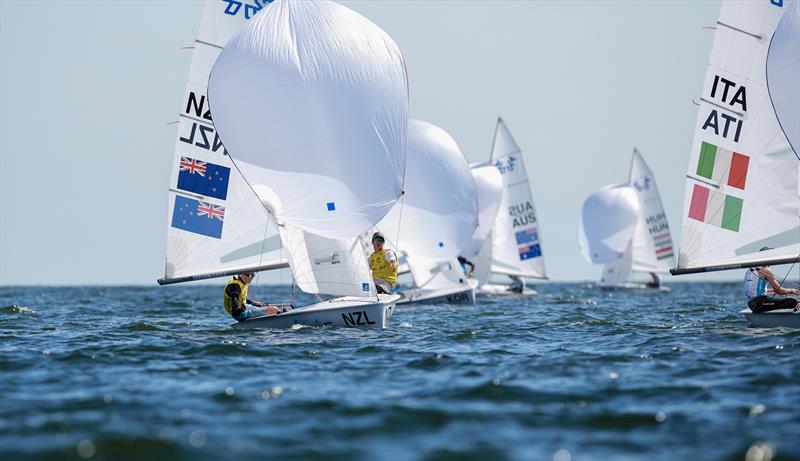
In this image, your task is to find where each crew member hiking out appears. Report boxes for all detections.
[223,272,287,321]
[369,232,398,294]
[743,248,800,313]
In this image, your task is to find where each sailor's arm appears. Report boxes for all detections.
[386,250,398,272]
[758,267,800,296]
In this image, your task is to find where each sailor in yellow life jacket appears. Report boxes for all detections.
[223,272,287,321]
[369,232,398,294]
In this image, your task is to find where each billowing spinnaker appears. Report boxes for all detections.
[207,0,408,240]
[767,0,799,157]
[675,0,799,272]
[162,1,287,284]
[466,164,503,256]
[279,225,376,297]
[579,184,640,264]
[378,120,478,262]
[628,150,675,273]
[490,118,546,279]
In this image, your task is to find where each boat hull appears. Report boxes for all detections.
[397,280,477,306]
[741,308,800,329]
[597,282,670,292]
[232,295,399,329]
[476,283,537,297]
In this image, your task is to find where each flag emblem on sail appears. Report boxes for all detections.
[177,156,231,200]
[171,195,225,239]
[515,228,539,245]
[652,232,674,260]
[695,142,749,190]
[518,244,542,260]
[687,184,743,232]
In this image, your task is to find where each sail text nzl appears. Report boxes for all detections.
[701,75,747,143]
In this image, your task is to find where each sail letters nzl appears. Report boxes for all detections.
[701,75,747,143]
[342,311,377,327]
[179,91,227,155]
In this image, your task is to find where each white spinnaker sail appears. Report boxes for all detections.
[472,236,494,286]
[279,226,376,297]
[490,118,547,279]
[466,164,503,256]
[674,0,800,273]
[579,184,641,264]
[767,0,800,157]
[207,0,408,240]
[628,149,675,273]
[162,0,287,284]
[379,120,478,263]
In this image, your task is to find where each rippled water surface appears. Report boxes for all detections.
[1,283,798,461]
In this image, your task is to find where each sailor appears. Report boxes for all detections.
[457,255,476,278]
[369,232,398,294]
[223,272,285,321]
[743,248,800,313]
[645,272,661,289]
[506,275,524,294]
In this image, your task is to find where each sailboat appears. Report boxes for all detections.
[378,120,480,305]
[591,149,675,291]
[472,118,547,296]
[670,0,799,328]
[160,0,410,329]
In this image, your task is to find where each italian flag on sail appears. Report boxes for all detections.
[688,184,743,231]
[696,141,749,189]
[688,141,749,232]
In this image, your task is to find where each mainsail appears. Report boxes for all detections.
[160,0,286,285]
[672,0,799,275]
[378,119,478,288]
[207,0,409,296]
[627,149,675,273]
[489,118,547,279]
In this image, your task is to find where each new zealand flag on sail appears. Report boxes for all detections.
[177,156,230,200]
[171,195,225,239]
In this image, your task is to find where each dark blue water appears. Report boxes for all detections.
[1,283,798,461]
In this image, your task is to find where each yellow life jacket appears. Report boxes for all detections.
[223,277,249,315]
[369,249,397,287]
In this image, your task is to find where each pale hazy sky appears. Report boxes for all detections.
[2,0,770,285]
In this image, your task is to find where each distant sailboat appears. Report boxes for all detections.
[378,120,479,305]
[595,150,675,291]
[670,0,799,328]
[472,118,546,296]
[162,0,410,329]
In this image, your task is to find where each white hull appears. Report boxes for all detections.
[597,282,670,292]
[476,283,537,297]
[741,308,800,329]
[397,279,477,306]
[233,295,399,329]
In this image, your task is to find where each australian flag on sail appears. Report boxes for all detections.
[171,195,225,239]
[518,244,542,261]
[515,228,539,245]
[177,156,230,200]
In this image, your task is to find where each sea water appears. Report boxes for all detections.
[1,283,798,461]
